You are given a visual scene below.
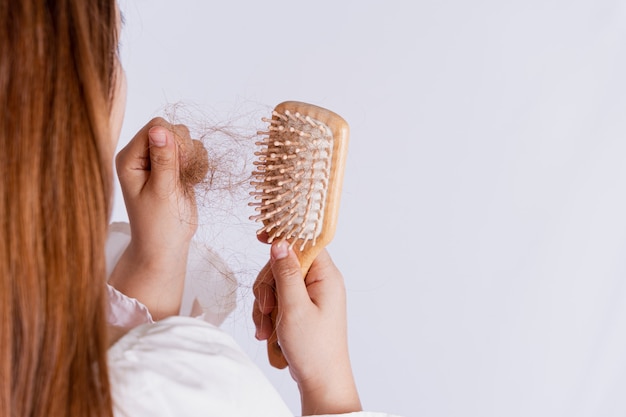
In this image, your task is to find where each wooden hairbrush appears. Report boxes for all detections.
[250,101,349,368]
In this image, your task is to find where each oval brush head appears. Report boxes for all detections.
[249,100,350,368]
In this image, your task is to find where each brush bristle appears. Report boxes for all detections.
[249,109,334,250]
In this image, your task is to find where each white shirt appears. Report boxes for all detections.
[108,316,293,417]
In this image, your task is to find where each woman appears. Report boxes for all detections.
[0,1,397,416]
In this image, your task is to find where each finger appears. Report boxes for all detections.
[115,151,149,197]
[252,262,276,340]
[270,241,310,311]
[115,117,169,194]
[252,304,273,341]
[172,123,191,142]
[306,249,346,308]
[305,249,337,285]
[256,231,270,244]
[171,124,193,159]
[253,262,275,315]
[146,125,179,195]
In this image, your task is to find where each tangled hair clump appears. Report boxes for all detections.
[158,101,275,289]
[161,101,269,213]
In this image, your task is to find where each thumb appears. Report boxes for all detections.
[147,126,178,193]
[270,241,310,311]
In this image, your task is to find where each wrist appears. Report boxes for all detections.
[298,361,362,416]
[124,238,191,270]
[109,239,191,320]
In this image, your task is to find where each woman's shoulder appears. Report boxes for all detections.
[108,316,292,417]
[108,315,236,356]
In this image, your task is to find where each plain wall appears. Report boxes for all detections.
[113,1,626,416]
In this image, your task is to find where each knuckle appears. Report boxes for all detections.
[150,151,174,168]
[252,282,266,300]
[174,124,191,141]
[175,123,191,135]
[280,257,301,275]
[114,152,124,171]
[277,264,302,282]
[252,279,264,296]
[252,306,262,324]
[149,116,168,127]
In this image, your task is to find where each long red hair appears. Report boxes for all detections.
[0,1,118,415]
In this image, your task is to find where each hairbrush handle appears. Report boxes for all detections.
[251,101,349,370]
[267,324,289,368]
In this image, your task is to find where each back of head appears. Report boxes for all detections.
[0,1,118,416]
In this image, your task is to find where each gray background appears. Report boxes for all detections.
[113,1,626,416]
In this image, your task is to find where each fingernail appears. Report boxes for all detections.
[149,127,167,147]
[271,241,289,260]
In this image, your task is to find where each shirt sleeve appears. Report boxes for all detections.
[108,317,294,417]
[105,222,237,327]
[106,283,153,328]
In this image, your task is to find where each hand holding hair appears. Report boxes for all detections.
[110,118,207,320]
[253,241,362,415]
